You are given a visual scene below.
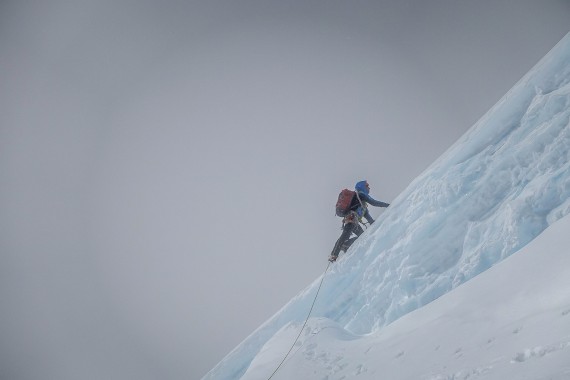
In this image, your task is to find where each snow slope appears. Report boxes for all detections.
[243,213,570,380]
[202,32,570,380]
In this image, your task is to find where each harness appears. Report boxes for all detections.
[342,191,369,227]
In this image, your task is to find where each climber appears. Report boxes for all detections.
[329,180,390,262]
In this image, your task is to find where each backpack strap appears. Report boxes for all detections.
[355,191,367,215]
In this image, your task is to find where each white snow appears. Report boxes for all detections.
[203,32,570,380]
[242,214,570,380]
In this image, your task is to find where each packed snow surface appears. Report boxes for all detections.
[203,33,570,380]
[242,214,570,379]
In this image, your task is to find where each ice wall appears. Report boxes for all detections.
[203,32,570,380]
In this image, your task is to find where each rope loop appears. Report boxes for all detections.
[267,261,331,379]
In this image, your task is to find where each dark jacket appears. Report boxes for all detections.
[349,180,390,224]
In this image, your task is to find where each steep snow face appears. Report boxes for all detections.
[332,34,570,335]
[243,214,570,380]
[203,33,570,380]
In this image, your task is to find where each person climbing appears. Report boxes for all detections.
[329,180,390,262]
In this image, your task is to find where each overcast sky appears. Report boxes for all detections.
[1,1,569,379]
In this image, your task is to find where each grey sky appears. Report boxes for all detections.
[1,1,569,379]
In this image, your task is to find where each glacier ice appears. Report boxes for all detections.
[202,32,570,380]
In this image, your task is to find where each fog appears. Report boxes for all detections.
[1,1,569,379]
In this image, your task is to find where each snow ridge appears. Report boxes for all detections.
[202,32,570,380]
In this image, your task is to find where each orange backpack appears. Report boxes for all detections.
[335,189,355,217]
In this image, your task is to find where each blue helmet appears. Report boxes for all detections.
[355,180,370,195]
